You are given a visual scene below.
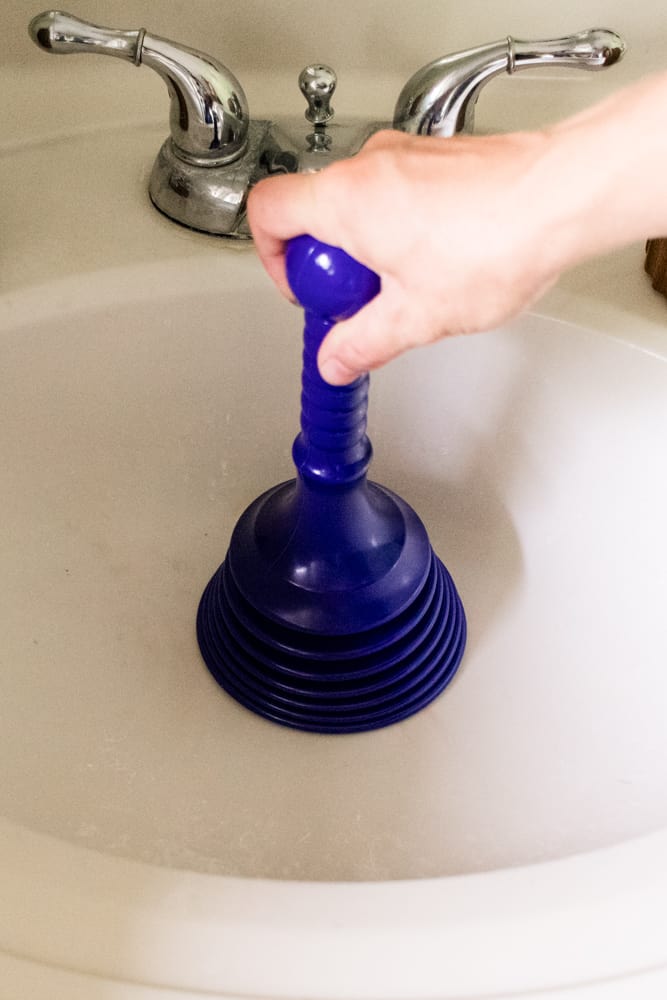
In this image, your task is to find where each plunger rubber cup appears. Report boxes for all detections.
[197,235,466,733]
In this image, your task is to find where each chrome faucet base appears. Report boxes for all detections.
[149,117,381,237]
[263,119,381,177]
[149,122,270,238]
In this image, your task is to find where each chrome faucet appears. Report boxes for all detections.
[394,29,625,137]
[29,11,625,239]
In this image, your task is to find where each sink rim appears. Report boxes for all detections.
[1,815,666,997]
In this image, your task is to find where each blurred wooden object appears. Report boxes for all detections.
[645,238,667,295]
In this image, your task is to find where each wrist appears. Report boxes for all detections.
[536,71,667,272]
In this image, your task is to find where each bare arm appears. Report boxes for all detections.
[248,71,667,385]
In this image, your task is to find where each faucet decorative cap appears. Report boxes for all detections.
[299,64,337,124]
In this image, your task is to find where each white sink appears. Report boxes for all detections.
[2,33,667,997]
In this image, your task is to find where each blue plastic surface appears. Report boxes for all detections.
[197,236,466,733]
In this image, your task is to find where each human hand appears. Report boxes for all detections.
[247,128,571,384]
[249,71,667,384]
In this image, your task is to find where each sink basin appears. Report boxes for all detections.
[1,248,667,997]
[1,251,666,874]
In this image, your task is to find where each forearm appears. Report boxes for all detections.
[543,69,667,269]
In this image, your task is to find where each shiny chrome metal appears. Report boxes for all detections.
[30,9,252,235]
[139,36,248,167]
[28,9,144,62]
[29,11,249,166]
[262,118,380,178]
[260,63,378,178]
[29,12,625,237]
[150,121,270,237]
[394,28,626,138]
[299,64,337,124]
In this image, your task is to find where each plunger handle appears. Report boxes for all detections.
[285,236,381,487]
[286,235,380,320]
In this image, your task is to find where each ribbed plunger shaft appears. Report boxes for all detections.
[293,312,372,486]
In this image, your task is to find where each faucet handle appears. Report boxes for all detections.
[510,29,625,71]
[29,9,144,62]
[29,9,249,165]
[394,27,626,138]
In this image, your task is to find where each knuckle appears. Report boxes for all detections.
[337,332,375,372]
[361,128,401,153]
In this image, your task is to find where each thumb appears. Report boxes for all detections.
[317,284,434,385]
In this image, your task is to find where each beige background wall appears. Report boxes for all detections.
[3,0,665,77]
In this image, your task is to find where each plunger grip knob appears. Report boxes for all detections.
[286,235,380,321]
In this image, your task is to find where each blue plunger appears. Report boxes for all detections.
[196,235,466,733]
